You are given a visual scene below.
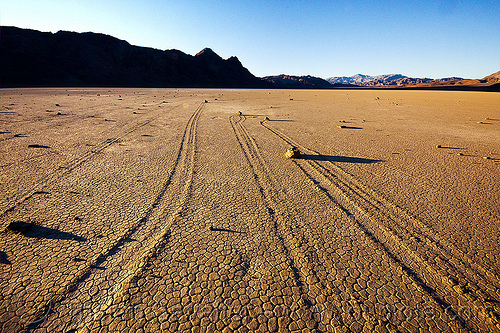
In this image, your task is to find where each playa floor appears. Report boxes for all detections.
[1,88,499,332]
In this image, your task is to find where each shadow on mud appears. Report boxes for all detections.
[209,226,246,234]
[438,146,465,150]
[338,126,363,129]
[4,221,86,242]
[0,251,11,264]
[241,114,269,118]
[301,154,382,164]
[28,144,51,149]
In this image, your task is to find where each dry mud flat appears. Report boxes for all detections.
[0,88,499,332]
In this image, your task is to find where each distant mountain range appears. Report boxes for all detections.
[1,26,498,91]
[326,74,464,86]
[262,73,499,91]
[0,26,270,88]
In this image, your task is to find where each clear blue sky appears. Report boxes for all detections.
[1,0,499,79]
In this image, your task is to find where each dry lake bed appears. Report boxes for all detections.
[1,88,499,332]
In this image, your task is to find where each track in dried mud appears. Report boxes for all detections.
[0,118,153,218]
[1,89,499,333]
[17,102,203,332]
[229,114,499,332]
[259,119,500,332]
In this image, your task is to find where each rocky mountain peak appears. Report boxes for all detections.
[0,26,270,88]
[195,47,221,59]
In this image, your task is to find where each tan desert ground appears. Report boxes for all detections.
[0,88,499,332]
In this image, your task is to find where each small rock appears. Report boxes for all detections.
[284,147,301,159]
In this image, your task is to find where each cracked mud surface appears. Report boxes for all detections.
[1,88,499,332]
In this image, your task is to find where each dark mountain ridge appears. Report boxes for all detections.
[0,26,270,88]
[262,75,334,89]
[1,26,497,91]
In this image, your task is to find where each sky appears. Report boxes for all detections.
[1,0,499,79]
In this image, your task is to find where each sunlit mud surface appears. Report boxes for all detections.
[1,88,499,332]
